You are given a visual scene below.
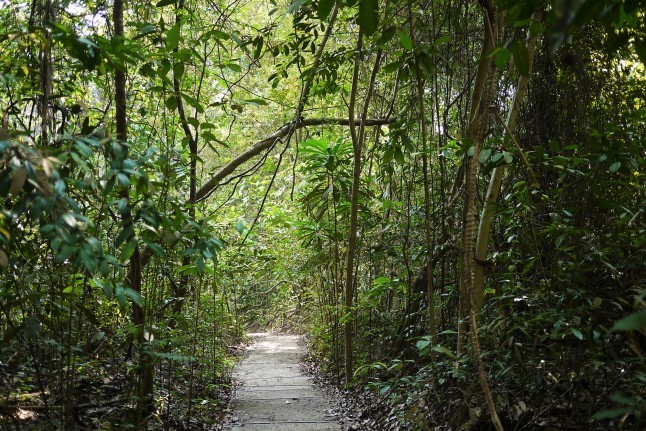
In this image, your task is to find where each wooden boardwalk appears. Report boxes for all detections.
[226,333,339,431]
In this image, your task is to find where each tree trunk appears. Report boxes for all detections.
[460,2,505,429]
[473,11,542,310]
[113,0,153,424]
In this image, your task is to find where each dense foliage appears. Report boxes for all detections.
[1,0,644,429]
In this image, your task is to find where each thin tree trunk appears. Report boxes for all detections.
[113,0,153,424]
[345,29,363,385]
[344,28,383,383]
[172,0,197,316]
[473,11,542,310]
[408,0,438,373]
[461,2,505,429]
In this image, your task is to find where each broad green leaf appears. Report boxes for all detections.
[571,328,584,340]
[416,338,431,350]
[609,161,621,172]
[124,287,142,307]
[358,0,379,37]
[173,62,184,79]
[165,95,178,110]
[479,148,492,164]
[378,26,396,45]
[166,23,180,51]
[236,221,246,234]
[288,0,308,14]
[432,345,456,358]
[398,31,413,50]
[318,0,335,20]
[80,249,97,273]
[211,30,230,40]
[24,314,41,339]
[494,48,511,69]
[434,35,451,46]
[503,151,513,164]
[253,36,263,59]
[120,238,138,261]
[115,225,134,248]
[239,98,268,106]
[181,93,204,113]
[512,40,530,76]
[383,60,402,74]
[611,310,646,331]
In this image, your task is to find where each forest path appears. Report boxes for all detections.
[226,333,339,431]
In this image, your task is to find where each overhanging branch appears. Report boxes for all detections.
[195,117,395,202]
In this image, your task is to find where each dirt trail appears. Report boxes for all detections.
[226,333,339,431]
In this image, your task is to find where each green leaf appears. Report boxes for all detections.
[398,31,413,50]
[571,328,584,340]
[434,35,451,46]
[24,314,41,339]
[478,148,492,164]
[144,240,166,257]
[120,238,138,261]
[503,151,513,164]
[115,225,134,247]
[181,93,204,113]
[611,310,646,331]
[383,60,402,74]
[124,287,142,307]
[239,98,268,106]
[166,23,180,51]
[494,48,511,69]
[358,0,379,37]
[378,26,396,45]
[432,345,456,358]
[609,161,621,172]
[288,0,308,14]
[512,40,530,76]
[591,407,633,420]
[416,338,431,350]
[236,221,246,234]
[165,95,178,110]
[173,62,184,79]
[318,0,335,20]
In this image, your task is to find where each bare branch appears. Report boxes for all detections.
[195,117,395,202]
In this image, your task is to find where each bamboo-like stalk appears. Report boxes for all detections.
[461,2,505,429]
[473,12,543,310]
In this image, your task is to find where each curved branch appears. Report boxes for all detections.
[194,117,395,202]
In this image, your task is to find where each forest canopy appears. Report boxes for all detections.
[0,0,644,429]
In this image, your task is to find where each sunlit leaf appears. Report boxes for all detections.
[288,0,308,14]
[398,31,413,50]
[166,23,180,51]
